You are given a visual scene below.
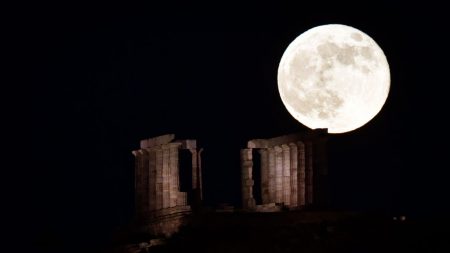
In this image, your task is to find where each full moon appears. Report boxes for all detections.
[277,24,390,133]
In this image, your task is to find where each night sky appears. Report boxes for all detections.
[20,1,449,251]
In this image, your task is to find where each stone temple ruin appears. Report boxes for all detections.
[132,129,327,236]
[131,134,203,236]
[241,129,328,212]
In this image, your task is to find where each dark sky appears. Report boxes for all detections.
[19,1,449,251]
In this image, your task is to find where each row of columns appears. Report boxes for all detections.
[132,143,202,217]
[241,141,317,209]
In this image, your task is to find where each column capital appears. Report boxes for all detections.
[240,148,253,160]
[281,144,290,150]
[274,145,283,152]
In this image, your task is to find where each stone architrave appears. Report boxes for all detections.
[305,141,314,205]
[274,146,283,204]
[289,143,298,207]
[241,149,255,209]
[140,134,175,149]
[281,144,291,206]
[297,141,306,206]
[259,149,270,204]
[247,133,304,149]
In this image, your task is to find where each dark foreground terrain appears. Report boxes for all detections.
[106,211,450,253]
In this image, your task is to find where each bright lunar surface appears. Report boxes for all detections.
[277,24,390,133]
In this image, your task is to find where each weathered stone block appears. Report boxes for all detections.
[140,134,175,149]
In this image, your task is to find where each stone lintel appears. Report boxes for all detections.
[247,133,302,149]
[142,142,182,152]
[140,134,176,149]
[247,129,328,149]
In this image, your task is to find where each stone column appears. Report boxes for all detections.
[305,141,314,205]
[198,148,204,200]
[142,150,149,213]
[281,144,291,206]
[274,146,283,204]
[133,150,149,216]
[241,149,255,209]
[259,149,270,204]
[155,147,164,210]
[147,148,157,211]
[162,145,171,208]
[297,141,306,206]
[289,143,298,207]
[190,148,201,209]
[190,149,198,190]
[169,144,180,208]
[268,147,276,203]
